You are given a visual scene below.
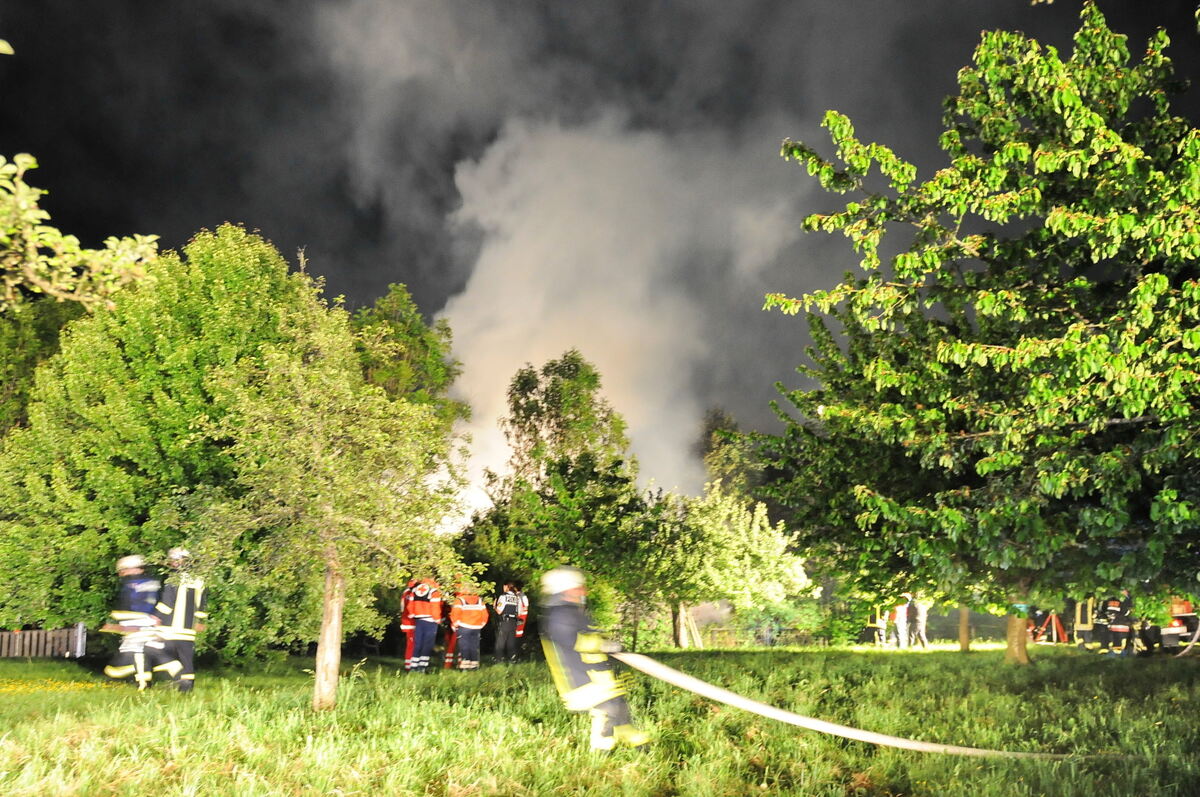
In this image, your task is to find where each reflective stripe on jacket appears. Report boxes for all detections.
[450,594,489,630]
[408,579,443,621]
[154,573,206,641]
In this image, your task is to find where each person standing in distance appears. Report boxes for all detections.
[540,567,649,751]
[449,585,489,670]
[153,548,207,692]
[407,577,443,672]
[493,581,528,663]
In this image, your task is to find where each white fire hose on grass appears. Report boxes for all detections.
[612,652,1093,760]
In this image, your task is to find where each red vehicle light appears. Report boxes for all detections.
[1169,618,1183,628]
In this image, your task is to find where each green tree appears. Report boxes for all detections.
[181,303,463,709]
[643,480,809,648]
[495,348,629,491]
[0,297,82,433]
[0,226,464,695]
[762,3,1200,663]
[466,350,640,624]
[1,154,156,311]
[351,282,466,426]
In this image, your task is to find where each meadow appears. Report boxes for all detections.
[1,644,1197,796]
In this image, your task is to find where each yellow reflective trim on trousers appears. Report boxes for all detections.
[541,639,574,697]
[153,660,183,676]
[561,670,625,712]
[181,674,195,680]
[105,665,136,678]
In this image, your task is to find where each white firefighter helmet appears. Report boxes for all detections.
[116,555,145,572]
[541,566,585,596]
[167,547,190,561]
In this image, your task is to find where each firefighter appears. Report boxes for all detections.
[101,555,170,690]
[449,587,489,670]
[399,579,417,671]
[540,567,649,751]
[1072,596,1097,650]
[493,581,529,663]
[407,577,442,672]
[1101,591,1136,656]
[153,547,207,691]
[865,604,887,646]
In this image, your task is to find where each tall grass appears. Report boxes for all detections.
[1,645,1196,796]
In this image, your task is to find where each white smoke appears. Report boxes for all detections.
[442,111,806,510]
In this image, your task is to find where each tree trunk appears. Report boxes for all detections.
[672,603,690,649]
[1004,612,1031,665]
[313,559,346,710]
[958,606,971,653]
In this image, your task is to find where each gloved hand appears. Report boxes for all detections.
[599,639,623,654]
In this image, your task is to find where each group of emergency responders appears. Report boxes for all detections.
[101,548,207,691]
[399,570,649,751]
[1068,593,1198,654]
[99,555,646,751]
[397,578,529,671]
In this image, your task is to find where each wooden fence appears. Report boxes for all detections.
[0,623,87,658]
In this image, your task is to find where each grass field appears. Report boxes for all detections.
[1,644,1197,796]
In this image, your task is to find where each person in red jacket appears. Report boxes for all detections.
[398,579,418,671]
[449,588,489,670]
[407,578,443,672]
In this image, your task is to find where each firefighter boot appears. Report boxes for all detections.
[612,724,651,748]
[589,709,617,751]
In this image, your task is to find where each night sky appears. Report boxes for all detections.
[2,1,1198,499]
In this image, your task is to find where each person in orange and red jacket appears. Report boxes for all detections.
[493,581,529,663]
[449,588,489,670]
[407,578,443,672]
[398,579,417,671]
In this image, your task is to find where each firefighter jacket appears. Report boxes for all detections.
[399,580,417,631]
[450,593,489,630]
[110,573,162,628]
[540,595,626,713]
[153,573,207,641]
[495,590,530,637]
[1073,597,1096,632]
[1101,595,1134,632]
[408,579,443,621]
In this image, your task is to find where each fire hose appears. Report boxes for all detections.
[1175,621,1200,658]
[612,651,1096,760]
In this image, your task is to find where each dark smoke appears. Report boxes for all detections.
[2,1,1197,502]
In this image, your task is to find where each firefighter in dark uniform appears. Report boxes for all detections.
[493,581,528,663]
[540,567,649,751]
[1100,591,1136,656]
[102,555,171,689]
[153,547,208,691]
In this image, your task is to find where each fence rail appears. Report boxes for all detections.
[0,623,87,658]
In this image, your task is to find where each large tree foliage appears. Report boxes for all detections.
[0,226,464,688]
[762,3,1199,662]
[0,296,82,433]
[351,282,466,427]
[469,352,807,644]
[0,154,156,311]
[466,350,639,623]
[0,42,154,310]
